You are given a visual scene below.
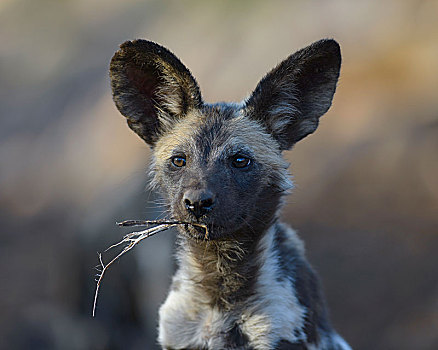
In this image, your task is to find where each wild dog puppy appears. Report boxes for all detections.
[109,39,351,350]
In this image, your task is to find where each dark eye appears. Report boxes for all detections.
[231,155,251,168]
[171,156,186,167]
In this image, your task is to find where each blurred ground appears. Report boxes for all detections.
[0,0,437,349]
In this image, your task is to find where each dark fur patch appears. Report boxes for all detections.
[193,104,237,161]
[225,323,251,348]
[275,339,308,350]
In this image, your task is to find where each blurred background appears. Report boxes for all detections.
[1,0,437,349]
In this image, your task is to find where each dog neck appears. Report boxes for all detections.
[175,220,276,310]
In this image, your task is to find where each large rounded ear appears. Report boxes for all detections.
[110,40,203,146]
[244,39,341,150]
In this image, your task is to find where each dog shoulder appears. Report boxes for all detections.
[239,224,308,348]
[240,223,342,349]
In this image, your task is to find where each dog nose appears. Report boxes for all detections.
[183,189,215,219]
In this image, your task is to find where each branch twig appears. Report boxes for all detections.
[92,220,207,317]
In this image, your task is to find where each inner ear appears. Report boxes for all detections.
[126,64,160,102]
[126,63,160,121]
[113,62,163,144]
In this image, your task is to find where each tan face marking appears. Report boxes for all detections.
[154,111,292,192]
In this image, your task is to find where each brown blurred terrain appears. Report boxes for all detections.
[0,0,437,349]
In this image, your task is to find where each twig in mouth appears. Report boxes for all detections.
[92,220,208,317]
[116,219,207,230]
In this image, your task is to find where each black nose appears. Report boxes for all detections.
[183,189,215,219]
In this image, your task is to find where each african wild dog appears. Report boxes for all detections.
[109,39,351,350]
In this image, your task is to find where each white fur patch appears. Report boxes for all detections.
[159,286,232,349]
[240,225,307,349]
[332,333,353,350]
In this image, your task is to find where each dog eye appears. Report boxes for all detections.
[231,155,251,168]
[171,156,186,167]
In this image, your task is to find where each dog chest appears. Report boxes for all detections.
[158,227,309,349]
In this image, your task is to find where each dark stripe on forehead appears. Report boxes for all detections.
[193,103,239,160]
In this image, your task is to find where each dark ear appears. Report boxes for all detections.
[110,40,202,146]
[245,39,341,150]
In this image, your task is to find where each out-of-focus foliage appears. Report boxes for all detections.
[0,0,437,349]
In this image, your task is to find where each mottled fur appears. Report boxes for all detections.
[110,39,351,350]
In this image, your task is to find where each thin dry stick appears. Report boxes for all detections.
[92,220,207,317]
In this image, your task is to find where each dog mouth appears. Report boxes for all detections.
[172,205,250,241]
[172,210,251,241]
[186,223,210,240]
[179,222,212,240]
[177,221,227,241]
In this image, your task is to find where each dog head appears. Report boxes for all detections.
[110,39,341,240]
